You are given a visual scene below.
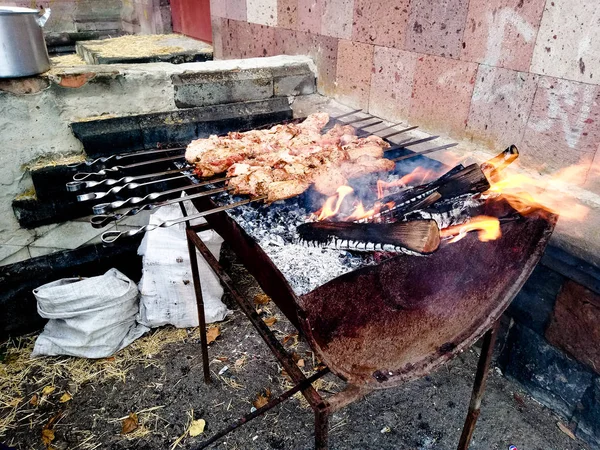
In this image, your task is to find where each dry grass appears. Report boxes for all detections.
[0,326,198,439]
[82,34,186,58]
[51,54,86,67]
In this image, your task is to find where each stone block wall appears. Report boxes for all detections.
[121,0,173,35]
[210,0,600,186]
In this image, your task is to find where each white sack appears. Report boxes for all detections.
[32,268,149,358]
[136,200,229,328]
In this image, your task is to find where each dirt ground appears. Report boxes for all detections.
[0,245,589,450]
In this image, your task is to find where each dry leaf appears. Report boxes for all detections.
[41,428,55,447]
[280,369,292,381]
[234,356,247,368]
[59,393,72,403]
[291,352,301,363]
[216,356,228,362]
[557,422,575,440]
[41,386,55,396]
[121,413,139,435]
[30,394,39,406]
[254,293,271,305]
[252,388,272,409]
[206,326,220,344]
[263,317,277,327]
[283,333,298,345]
[189,419,206,437]
[297,359,305,368]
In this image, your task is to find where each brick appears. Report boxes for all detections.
[220,19,240,59]
[321,0,354,39]
[531,1,600,85]
[466,65,538,151]
[368,46,417,122]
[297,0,321,34]
[210,0,227,17]
[278,0,298,29]
[405,0,470,59]
[352,0,409,49]
[462,0,546,72]
[335,40,373,110]
[226,0,247,21]
[309,34,339,96]
[409,55,478,137]
[247,0,278,26]
[546,281,600,375]
[584,144,600,196]
[521,76,600,173]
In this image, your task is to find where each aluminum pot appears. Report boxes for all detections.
[0,6,51,78]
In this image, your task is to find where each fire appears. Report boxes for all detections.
[486,163,592,222]
[317,185,354,220]
[440,216,502,243]
[377,166,439,198]
[346,202,376,221]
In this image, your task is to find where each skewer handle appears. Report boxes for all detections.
[101,196,266,244]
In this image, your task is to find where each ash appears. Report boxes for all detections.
[218,194,376,296]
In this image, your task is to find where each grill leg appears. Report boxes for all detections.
[456,321,500,450]
[314,405,330,450]
[186,229,211,384]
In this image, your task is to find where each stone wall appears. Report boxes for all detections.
[121,0,173,35]
[210,0,600,187]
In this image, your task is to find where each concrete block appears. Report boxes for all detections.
[297,0,322,34]
[334,39,373,110]
[274,72,315,96]
[29,221,104,251]
[521,76,600,173]
[0,246,31,267]
[409,55,478,137]
[321,0,354,39]
[546,281,600,374]
[368,46,417,123]
[173,69,274,108]
[277,0,298,30]
[507,264,564,335]
[531,0,600,85]
[352,0,409,49]
[466,65,538,150]
[405,0,470,59]
[500,323,594,419]
[226,0,247,21]
[576,377,600,449]
[461,0,546,72]
[211,16,224,60]
[247,0,278,26]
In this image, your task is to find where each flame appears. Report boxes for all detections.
[486,163,592,221]
[346,202,376,221]
[377,167,439,198]
[317,185,354,220]
[441,216,502,243]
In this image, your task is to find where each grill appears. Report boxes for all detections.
[65,110,557,449]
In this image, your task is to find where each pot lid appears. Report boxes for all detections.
[0,6,40,15]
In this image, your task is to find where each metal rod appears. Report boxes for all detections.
[186,230,326,410]
[72,155,189,181]
[101,196,265,243]
[67,146,186,169]
[330,109,362,120]
[195,368,330,449]
[456,321,500,450]
[401,135,440,148]
[378,125,419,140]
[392,143,458,162]
[90,186,228,228]
[315,405,330,450]
[92,181,228,215]
[67,168,187,192]
[186,228,212,385]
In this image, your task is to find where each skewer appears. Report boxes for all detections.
[101,196,267,244]
[67,146,186,170]
[67,168,188,192]
[392,143,458,162]
[378,125,419,140]
[76,173,227,202]
[92,184,230,215]
[90,187,235,228]
[72,155,189,181]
